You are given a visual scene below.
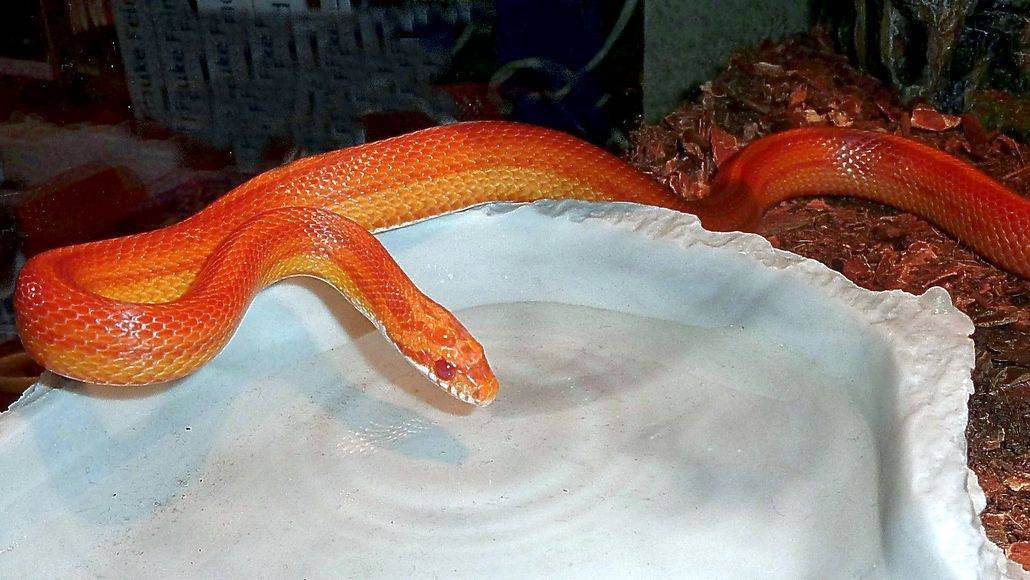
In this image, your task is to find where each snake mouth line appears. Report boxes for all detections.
[401,355,489,407]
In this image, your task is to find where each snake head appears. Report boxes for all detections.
[394,300,499,407]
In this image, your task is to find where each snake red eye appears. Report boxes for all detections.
[434,358,456,380]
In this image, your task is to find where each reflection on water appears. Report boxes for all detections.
[0,298,890,576]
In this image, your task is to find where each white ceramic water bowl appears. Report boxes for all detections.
[0,201,1014,578]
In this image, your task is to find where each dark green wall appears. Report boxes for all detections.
[643,0,813,120]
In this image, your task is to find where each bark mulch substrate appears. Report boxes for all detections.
[625,33,1030,568]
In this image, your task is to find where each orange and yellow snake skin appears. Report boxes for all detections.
[14,121,1030,406]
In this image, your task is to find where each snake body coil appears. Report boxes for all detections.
[14,122,1030,405]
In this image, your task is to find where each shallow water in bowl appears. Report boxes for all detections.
[333,300,884,578]
[0,202,988,578]
[54,300,880,578]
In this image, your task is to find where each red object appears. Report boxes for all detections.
[434,358,456,380]
[439,83,503,121]
[361,111,439,143]
[16,164,147,256]
[911,107,962,132]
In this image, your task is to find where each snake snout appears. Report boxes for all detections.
[464,357,499,406]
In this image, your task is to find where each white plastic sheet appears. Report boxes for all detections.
[0,201,1012,578]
